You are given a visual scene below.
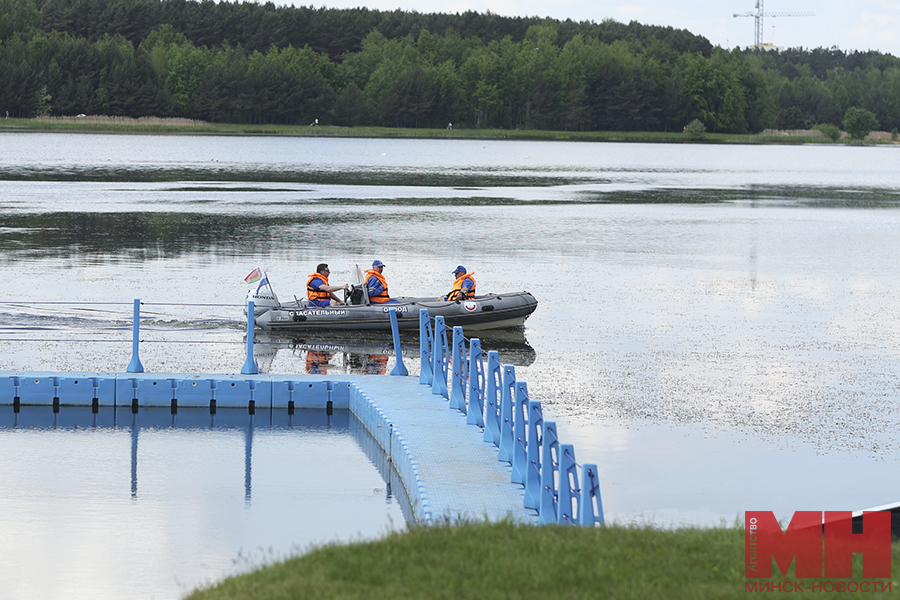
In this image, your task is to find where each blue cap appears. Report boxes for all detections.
[453,265,466,274]
[372,260,384,267]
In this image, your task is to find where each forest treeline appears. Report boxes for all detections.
[2,0,900,133]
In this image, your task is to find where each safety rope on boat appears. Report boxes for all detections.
[0,337,240,344]
[0,301,243,307]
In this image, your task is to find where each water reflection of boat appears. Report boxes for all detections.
[252,329,535,375]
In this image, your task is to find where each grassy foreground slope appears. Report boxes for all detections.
[185,522,900,600]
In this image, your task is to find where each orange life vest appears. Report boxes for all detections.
[366,354,389,375]
[306,350,330,374]
[365,269,390,303]
[447,272,476,300]
[306,272,331,303]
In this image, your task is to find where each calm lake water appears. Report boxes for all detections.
[0,407,406,600]
[1,133,899,597]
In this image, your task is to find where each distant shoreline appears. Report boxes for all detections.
[1,116,897,145]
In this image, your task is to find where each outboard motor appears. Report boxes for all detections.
[246,285,279,315]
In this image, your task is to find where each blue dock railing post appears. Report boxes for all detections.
[448,326,467,412]
[579,464,605,526]
[497,365,516,462]
[388,308,408,376]
[418,309,433,385]
[126,298,144,373]
[538,421,559,524]
[483,351,501,445]
[241,300,259,375]
[431,316,448,398]
[466,339,485,427]
[523,399,543,510]
[557,444,580,525]
[511,381,529,485]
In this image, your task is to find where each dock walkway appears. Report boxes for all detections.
[0,370,535,525]
[0,304,597,526]
[352,375,534,524]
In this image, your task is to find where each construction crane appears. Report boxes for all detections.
[733,0,814,49]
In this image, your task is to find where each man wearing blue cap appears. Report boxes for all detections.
[445,265,476,301]
[365,260,392,303]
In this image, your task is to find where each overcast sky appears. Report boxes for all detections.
[286,1,900,56]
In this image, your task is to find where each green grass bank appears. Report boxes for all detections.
[185,522,900,600]
[1,116,893,145]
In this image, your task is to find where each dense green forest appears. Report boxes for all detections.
[2,0,900,133]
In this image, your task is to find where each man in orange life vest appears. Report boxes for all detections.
[365,260,395,303]
[306,263,348,307]
[445,265,476,301]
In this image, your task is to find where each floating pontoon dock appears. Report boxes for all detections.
[0,301,604,526]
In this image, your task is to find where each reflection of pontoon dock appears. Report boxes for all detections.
[245,270,537,332]
[252,329,536,375]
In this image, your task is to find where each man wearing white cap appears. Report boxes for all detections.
[445,265,476,301]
